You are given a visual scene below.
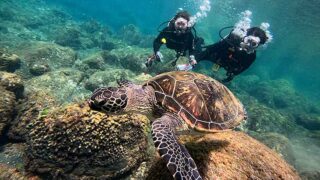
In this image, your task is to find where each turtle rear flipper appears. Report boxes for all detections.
[151,114,202,180]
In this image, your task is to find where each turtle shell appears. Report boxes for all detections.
[144,71,246,132]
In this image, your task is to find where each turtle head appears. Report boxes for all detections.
[88,86,128,114]
[88,83,156,114]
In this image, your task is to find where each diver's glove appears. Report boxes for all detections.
[176,63,193,71]
[222,72,235,83]
[155,51,163,62]
[145,54,155,68]
[189,55,197,67]
[145,51,163,68]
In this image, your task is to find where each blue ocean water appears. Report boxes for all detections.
[47,0,320,103]
[0,0,319,178]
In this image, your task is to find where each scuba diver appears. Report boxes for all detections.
[145,11,203,68]
[194,26,269,82]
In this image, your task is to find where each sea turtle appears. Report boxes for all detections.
[88,71,247,180]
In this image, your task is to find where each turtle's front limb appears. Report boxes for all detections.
[151,114,202,180]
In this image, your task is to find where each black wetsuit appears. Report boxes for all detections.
[196,38,256,82]
[153,26,195,56]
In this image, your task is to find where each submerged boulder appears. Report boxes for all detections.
[84,67,136,91]
[16,41,77,77]
[147,131,300,180]
[25,68,89,103]
[249,132,296,165]
[8,91,57,141]
[0,71,24,99]
[0,164,39,180]
[25,102,150,179]
[0,86,15,137]
[0,51,21,72]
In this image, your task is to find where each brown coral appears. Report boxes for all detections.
[0,71,24,99]
[0,86,15,137]
[0,164,40,180]
[25,102,150,179]
[0,51,21,72]
[147,131,300,180]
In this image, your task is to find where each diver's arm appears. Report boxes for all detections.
[153,28,168,54]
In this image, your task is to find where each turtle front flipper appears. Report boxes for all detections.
[151,114,202,180]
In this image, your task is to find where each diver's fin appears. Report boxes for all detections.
[151,114,202,180]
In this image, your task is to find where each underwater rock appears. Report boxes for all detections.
[100,41,117,50]
[0,86,15,137]
[242,79,310,112]
[29,63,50,76]
[80,19,102,34]
[108,46,175,74]
[300,171,320,180]
[146,131,300,180]
[7,91,57,142]
[249,132,296,165]
[25,102,149,179]
[0,51,21,72]
[0,143,25,168]
[111,47,150,73]
[295,113,320,131]
[0,164,40,180]
[17,41,77,76]
[243,97,298,135]
[25,68,89,103]
[84,67,136,91]
[54,28,82,49]
[81,53,106,70]
[0,71,24,99]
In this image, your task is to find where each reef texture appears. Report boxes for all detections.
[0,71,24,99]
[8,91,57,141]
[0,86,15,137]
[25,103,150,179]
[24,68,88,103]
[146,131,300,180]
[0,164,40,180]
[0,50,21,72]
[249,132,296,165]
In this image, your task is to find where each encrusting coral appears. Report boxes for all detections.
[25,102,150,179]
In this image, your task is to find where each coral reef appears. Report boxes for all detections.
[0,50,21,72]
[0,86,15,137]
[25,102,150,179]
[0,71,24,99]
[249,132,295,165]
[7,91,57,142]
[84,67,136,91]
[146,131,300,180]
[295,113,320,131]
[16,41,77,77]
[54,28,82,49]
[0,143,25,168]
[0,164,40,180]
[243,96,298,135]
[25,68,89,103]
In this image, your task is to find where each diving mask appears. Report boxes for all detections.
[174,17,188,33]
[240,35,260,53]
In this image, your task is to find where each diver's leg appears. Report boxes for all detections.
[151,114,202,180]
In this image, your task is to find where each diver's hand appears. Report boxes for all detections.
[145,54,155,68]
[176,63,193,71]
[189,55,197,66]
[155,51,163,62]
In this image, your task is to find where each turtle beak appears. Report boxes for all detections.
[87,99,102,111]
